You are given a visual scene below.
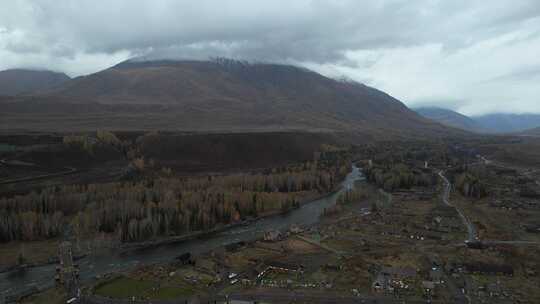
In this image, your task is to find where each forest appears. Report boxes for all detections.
[357,142,486,193]
[0,158,350,243]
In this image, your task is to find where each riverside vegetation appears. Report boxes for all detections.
[0,132,352,245]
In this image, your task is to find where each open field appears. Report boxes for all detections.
[93,276,201,300]
[19,287,66,304]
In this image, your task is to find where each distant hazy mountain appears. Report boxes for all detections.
[0,69,70,96]
[472,113,540,133]
[415,107,540,134]
[414,107,484,132]
[2,59,461,138]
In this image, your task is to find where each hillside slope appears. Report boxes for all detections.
[3,59,460,138]
[0,69,70,96]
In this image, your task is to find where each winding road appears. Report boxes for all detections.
[438,170,477,242]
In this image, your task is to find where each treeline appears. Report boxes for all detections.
[0,160,350,243]
[63,130,125,155]
[364,163,435,192]
[358,141,467,169]
[455,173,488,198]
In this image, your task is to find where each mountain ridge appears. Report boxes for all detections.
[414,107,484,132]
[0,69,70,96]
[472,113,540,133]
[3,59,463,138]
[415,106,540,134]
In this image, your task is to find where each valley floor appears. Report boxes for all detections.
[4,134,540,304]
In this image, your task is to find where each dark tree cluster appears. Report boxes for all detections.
[364,163,435,192]
[450,164,489,199]
[455,172,488,198]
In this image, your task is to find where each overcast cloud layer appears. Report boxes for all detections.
[1,0,539,115]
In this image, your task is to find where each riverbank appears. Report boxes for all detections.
[2,166,362,304]
[0,172,351,274]
[119,184,345,252]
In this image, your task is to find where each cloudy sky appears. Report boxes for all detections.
[1,0,539,115]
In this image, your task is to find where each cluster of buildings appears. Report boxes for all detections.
[372,266,417,296]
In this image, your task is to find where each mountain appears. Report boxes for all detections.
[415,107,540,134]
[472,113,540,133]
[2,59,461,138]
[0,69,70,96]
[414,107,483,132]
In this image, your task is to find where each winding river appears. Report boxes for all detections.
[0,166,363,297]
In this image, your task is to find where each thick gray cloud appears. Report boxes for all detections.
[1,0,539,115]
